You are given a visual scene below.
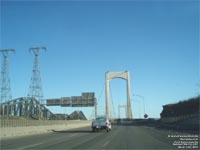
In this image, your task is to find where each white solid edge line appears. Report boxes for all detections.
[18,142,43,150]
[102,141,110,147]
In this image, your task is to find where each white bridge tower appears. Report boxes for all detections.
[105,71,132,119]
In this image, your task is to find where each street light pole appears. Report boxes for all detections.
[131,97,141,118]
[133,94,147,118]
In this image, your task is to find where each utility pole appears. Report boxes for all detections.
[28,46,46,119]
[0,49,15,103]
[95,98,97,119]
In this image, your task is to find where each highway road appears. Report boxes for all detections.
[1,123,199,150]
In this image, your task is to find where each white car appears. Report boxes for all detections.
[91,116,111,132]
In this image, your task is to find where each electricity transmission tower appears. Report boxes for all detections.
[0,49,15,103]
[28,46,46,104]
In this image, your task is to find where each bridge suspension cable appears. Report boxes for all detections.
[89,83,105,120]
[109,84,116,119]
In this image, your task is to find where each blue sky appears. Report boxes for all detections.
[1,0,199,119]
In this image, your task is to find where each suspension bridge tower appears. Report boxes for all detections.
[28,46,46,104]
[0,49,15,103]
[105,71,133,119]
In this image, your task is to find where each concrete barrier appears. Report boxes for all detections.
[0,120,91,139]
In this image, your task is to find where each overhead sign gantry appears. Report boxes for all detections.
[46,92,96,107]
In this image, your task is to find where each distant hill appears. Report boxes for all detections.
[160,96,200,118]
[53,111,87,120]
[68,111,87,120]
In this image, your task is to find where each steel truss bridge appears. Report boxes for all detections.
[0,97,55,120]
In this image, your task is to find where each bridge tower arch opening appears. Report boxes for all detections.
[105,71,132,119]
[118,105,127,119]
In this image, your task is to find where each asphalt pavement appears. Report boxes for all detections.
[1,123,199,150]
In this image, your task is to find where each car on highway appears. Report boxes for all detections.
[91,116,111,132]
